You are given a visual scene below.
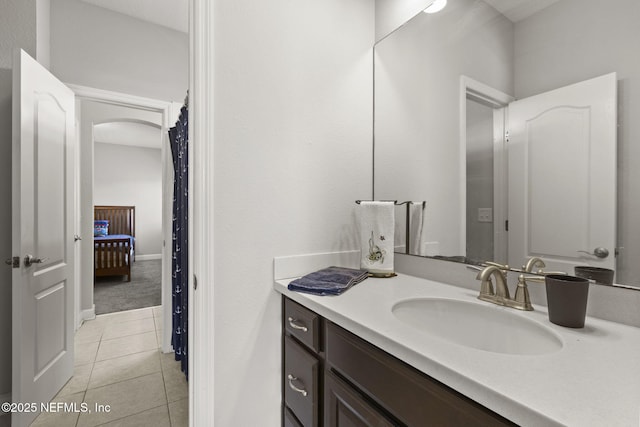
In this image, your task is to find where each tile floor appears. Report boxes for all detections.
[30,306,188,427]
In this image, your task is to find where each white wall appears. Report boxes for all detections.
[36,0,50,69]
[514,0,640,286]
[209,0,374,424]
[94,142,163,257]
[375,0,431,42]
[0,0,46,399]
[50,0,188,102]
[374,0,513,256]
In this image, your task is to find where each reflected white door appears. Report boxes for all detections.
[12,49,75,427]
[507,73,616,274]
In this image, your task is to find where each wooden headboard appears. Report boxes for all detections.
[94,205,135,237]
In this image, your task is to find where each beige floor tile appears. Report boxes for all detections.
[57,363,92,397]
[163,370,188,403]
[95,331,157,362]
[168,398,188,427]
[31,391,85,427]
[153,315,163,332]
[95,405,170,427]
[75,320,106,344]
[75,341,100,366]
[77,372,167,427]
[97,307,154,323]
[38,307,189,427]
[102,317,155,340]
[159,352,181,372]
[88,350,161,389]
[152,305,163,318]
[160,352,188,403]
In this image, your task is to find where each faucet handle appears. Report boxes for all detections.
[483,261,510,270]
[520,275,545,283]
[536,271,568,276]
[510,274,534,311]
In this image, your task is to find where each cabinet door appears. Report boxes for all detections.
[325,371,395,427]
[284,407,303,427]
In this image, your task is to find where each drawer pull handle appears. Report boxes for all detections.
[287,374,308,397]
[287,317,308,332]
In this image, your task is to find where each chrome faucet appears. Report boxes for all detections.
[474,264,534,311]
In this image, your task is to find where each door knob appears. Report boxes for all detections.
[24,254,48,267]
[74,235,82,241]
[577,247,609,259]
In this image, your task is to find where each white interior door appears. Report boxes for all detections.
[507,73,617,274]
[12,49,75,427]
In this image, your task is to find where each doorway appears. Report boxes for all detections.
[70,84,180,354]
[460,76,514,264]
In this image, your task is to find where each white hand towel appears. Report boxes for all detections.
[358,201,395,274]
[409,201,427,256]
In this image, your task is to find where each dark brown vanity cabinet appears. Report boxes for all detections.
[282,296,516,427]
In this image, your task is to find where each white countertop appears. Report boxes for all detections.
[274,273,640,426]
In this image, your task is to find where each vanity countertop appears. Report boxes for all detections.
[274,273,640,426]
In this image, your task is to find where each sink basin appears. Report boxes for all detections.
[391,298,563,355]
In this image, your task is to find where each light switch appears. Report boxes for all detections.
[478,208,493,223]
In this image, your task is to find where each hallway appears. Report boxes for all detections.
[30,306,187,426]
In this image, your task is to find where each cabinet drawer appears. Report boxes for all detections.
[284,336,319,427]
[284,298,321,353]
[325,322,516,427]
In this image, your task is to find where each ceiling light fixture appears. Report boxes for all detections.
[423,0,447,14]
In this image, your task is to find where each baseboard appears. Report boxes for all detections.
[274,250,361,280]
[136,254,162,261]
[81,305,96,322]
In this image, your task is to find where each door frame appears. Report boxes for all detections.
[459,76,514,262]
[190,0,212,425]
[68,84,178,353]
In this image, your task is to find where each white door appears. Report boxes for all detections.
[507,73,617,274]
[12,49,75,427]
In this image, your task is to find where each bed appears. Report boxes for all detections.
[94,205,135,282]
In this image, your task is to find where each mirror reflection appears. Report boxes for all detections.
[374,0,640,288]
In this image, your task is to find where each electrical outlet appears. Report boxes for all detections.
[478,208,493,223]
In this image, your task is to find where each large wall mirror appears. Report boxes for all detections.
[374,0,640,289]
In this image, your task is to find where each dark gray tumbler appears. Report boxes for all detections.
[574,266,614,286]
[545,274,589,328]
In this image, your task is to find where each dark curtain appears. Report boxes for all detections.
[169,105,189,380]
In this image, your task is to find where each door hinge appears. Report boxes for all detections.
[194,275,198,290]
[4,256,20,268]
[505,220,509,231]
[505,130,510,142]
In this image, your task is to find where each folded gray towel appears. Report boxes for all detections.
[287,266,368,296]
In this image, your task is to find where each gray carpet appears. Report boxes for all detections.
[94,259,162,315]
